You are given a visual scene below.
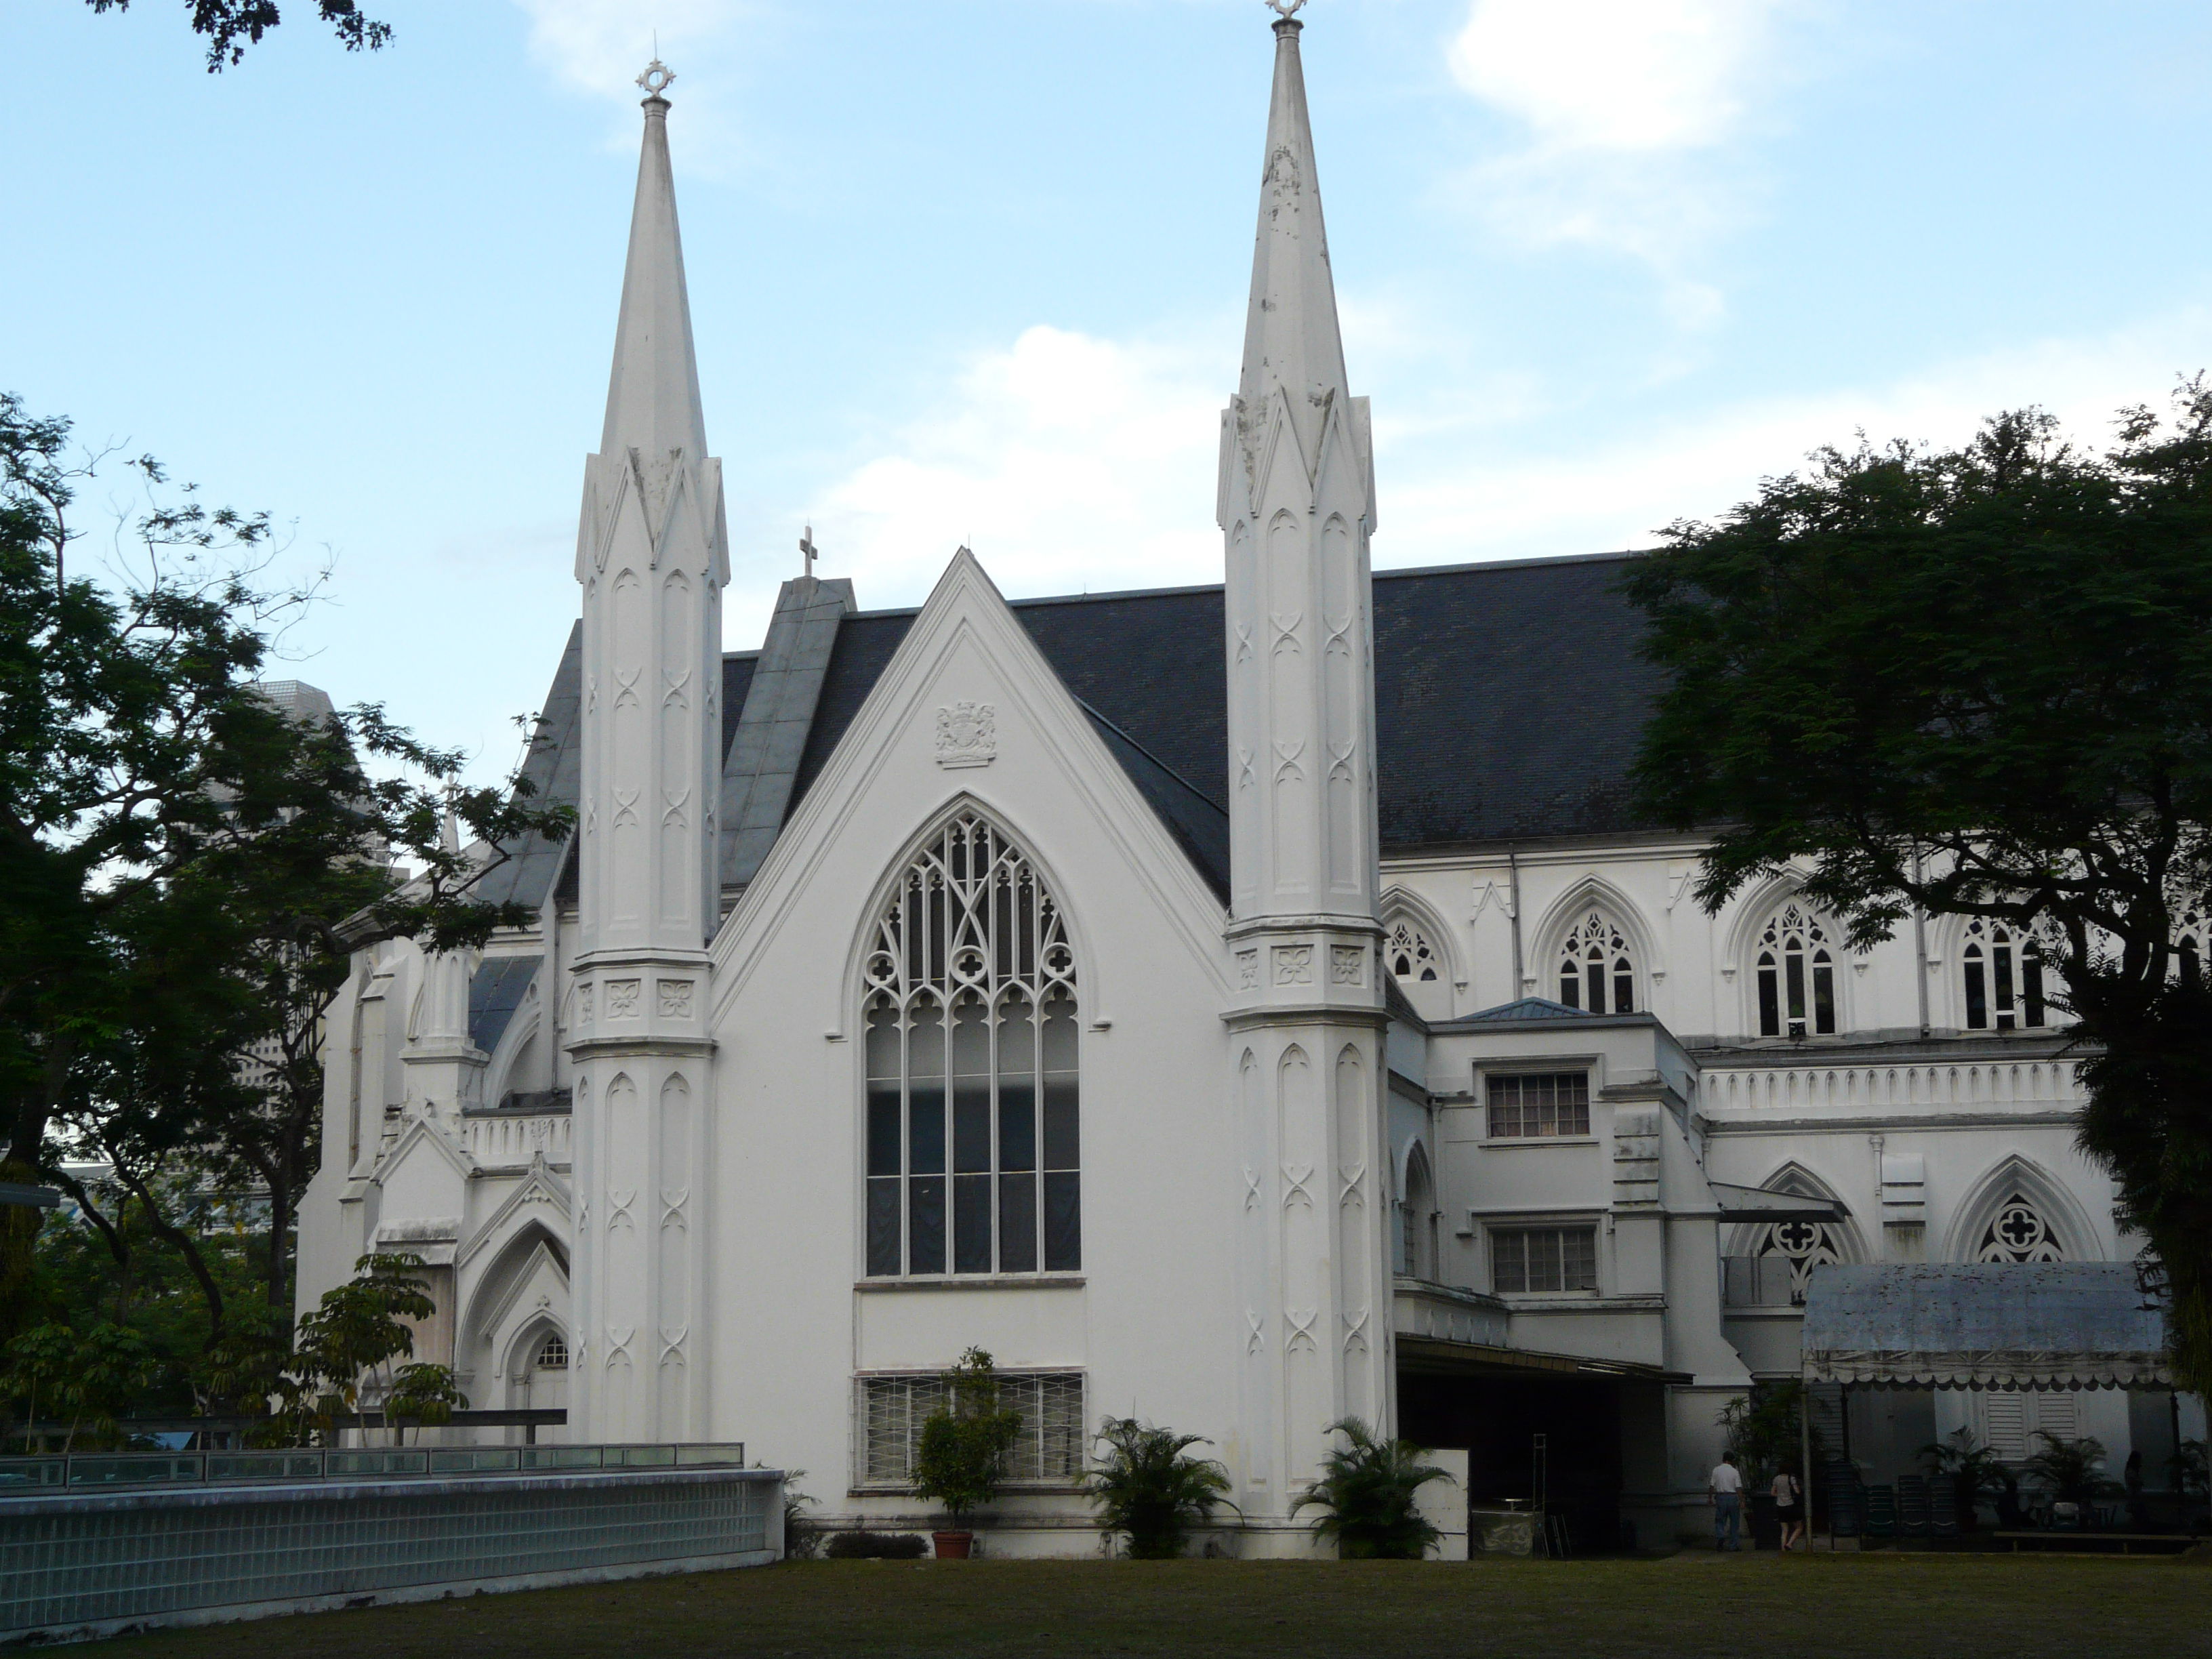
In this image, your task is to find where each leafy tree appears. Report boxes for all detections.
[1920,1427,2007,1532]
[1717,1380,1819,1488]
[2022,1431,2110,1508]
[1290,1416,1449,1560]
[909,1347,1023,1528]
[85,2,391,71]
[1,1319,159,1452]
[0,393,571,1354]
[1084,1417,1233,1559]
[1624,383,2212,1394]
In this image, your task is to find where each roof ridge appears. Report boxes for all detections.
[1072,695,1228,819]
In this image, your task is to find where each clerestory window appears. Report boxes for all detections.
[863,813,1080,1279]
[1961,918,2046,1030]
[1756,901,1837,1038]
[1975,1193,2064,1263]
[1557,909,1634,1014]
[1386,917,1441,984]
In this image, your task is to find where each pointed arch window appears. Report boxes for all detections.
[1755,1217,1845,1306]
[1386,918,1441,985]
[1975,1193,2064,1263]
[1962,918,2046,1030]
[1397,1146,1435,1280]
[864,813,1080,1278]
[1756,901,1837,1038]
[1557,909,1634,1014]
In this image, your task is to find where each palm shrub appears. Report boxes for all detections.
[1291,1417,1450,1559]
[1919,1428,2004,1531]
[909,1347,1023,1528]
[2023,1432,2108,1508]
[1084,1418,1232,1559]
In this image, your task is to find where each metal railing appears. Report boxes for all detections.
[0,1441,745,1496]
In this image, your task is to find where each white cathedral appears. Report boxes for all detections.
[295,18,2199,1551]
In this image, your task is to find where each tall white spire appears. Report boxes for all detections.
[567,64,721,1445]
[1218,9,1393,1553]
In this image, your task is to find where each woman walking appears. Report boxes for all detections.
[1773,1465,1804,1552]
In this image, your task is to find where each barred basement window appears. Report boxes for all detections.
[1491,1225,1598,1294]
[1962,918,2045,1030]
[864,813,1080,1277]
[1486,1071,1591,1139]
[855,1371,1086,1487]
[1557,909,1634,1013]
[1756,901,1837,1038]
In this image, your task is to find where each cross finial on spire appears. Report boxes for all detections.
[636,58,675,100]
[799,525,819,579]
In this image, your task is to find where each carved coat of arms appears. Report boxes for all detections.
[935,701,997,769]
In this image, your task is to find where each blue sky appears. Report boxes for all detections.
[7,0,2212,782]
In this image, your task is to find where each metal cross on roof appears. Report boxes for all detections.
[800,525,819,578]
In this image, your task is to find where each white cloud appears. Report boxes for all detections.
[737,324,1225,631]
[1446,0,1797,315]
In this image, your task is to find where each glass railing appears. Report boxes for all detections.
[0,1442,747,1496]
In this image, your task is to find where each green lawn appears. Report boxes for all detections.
[96,1555,2212,1658]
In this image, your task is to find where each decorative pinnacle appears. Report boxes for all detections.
[1265,0,1307,18]
[636,58,675,99]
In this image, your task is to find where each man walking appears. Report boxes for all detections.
[1709,1452,1744,1551]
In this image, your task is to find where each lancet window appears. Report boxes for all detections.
[1557,909,1635,1014]
[1386,918,1441,985]
[1755,901,1837,1038]
[1961,918,2046,1030]
[1752,1216,1845,1306]
[1975,1194,2065,1263]
[863,813,1080,1279]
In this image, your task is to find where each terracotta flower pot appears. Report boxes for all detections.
[933,1530,974,1559]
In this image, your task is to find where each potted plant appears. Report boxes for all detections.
[2024,1431,2109,1527]
[909,1347,1023,1559]
[1919,1427,2001,1532]
[1084,1417,1233,1558]
[1290,1417,1450,1559]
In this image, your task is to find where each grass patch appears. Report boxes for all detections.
[95,1555,2212,1658]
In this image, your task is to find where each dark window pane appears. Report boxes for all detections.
[999,1172,1037,1273]
[1587,959,1607,1015]
[909,1082,945,1176]
[867,1083,901,1179]
[1559,968,1580,1010]
[1530,1229,1562,1292]
[1043,1078,1080,1171]
[1041,993,1078,1071]
[865,1004,899,1081]
[866,1177,901,1276]
[1563,1228,1597,1290]
[1758,959,1780,1037]
[954,1081,991,1174]
[954,1173,993,1273]
[1964,958,1988,1029]
[1812,962,1836,1035]
[1000,1078,1036,1172]
[1614,968,1634,1015]
[2024,949,2047,1026]
[1785,951,1806,1027]
[1493,1229,1527,1294]
[1994,945,2015,1029]
[1043,1172,1081,1271]
[908,1176,945,1275]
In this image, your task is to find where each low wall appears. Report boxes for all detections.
[0,1464,783,1645]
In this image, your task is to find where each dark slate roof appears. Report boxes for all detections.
[474,623,582,912]
[504,550,1664,911]
[469,955,542,1054]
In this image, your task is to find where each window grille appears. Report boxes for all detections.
[1961,918,2046,1030]
[855,1372,1086,1487]
[1490,1225,1597,1294]
[1975,1195,2064,1263]
[1755,902,1837,1038]
[1486,1071,1591,1139]
[1386,918,1441,983]
[1556,909,1634,1013]
[863,813,1080,1278]
[534,1334,569,1371]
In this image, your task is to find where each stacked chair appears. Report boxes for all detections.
[1896,1474,1931,1538]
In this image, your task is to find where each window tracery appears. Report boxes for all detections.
[1386,918,1441,985]
[1961,917,2046,1030]
[1975,1194,2064,1263]
[1753,1216,1845,1305]
[1556,909,1634,1014]
[1756,901,1837,1038]
[863,813,1080,1278]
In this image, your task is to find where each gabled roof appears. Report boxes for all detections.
[487,550,1664,914]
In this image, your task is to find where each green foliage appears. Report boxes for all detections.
[1084,1417,1233,1559]
[1290,1417,1449,1560]
[1624,383,2212,1393]
[0,393,570,1351]
[2172,1438,2209,1509]
[1,1319,159,1450]
[1717,1381,1818,1486]
[908,1347,1023,1525]
[2023,1432,2110,1507]
[85,1,391,72]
